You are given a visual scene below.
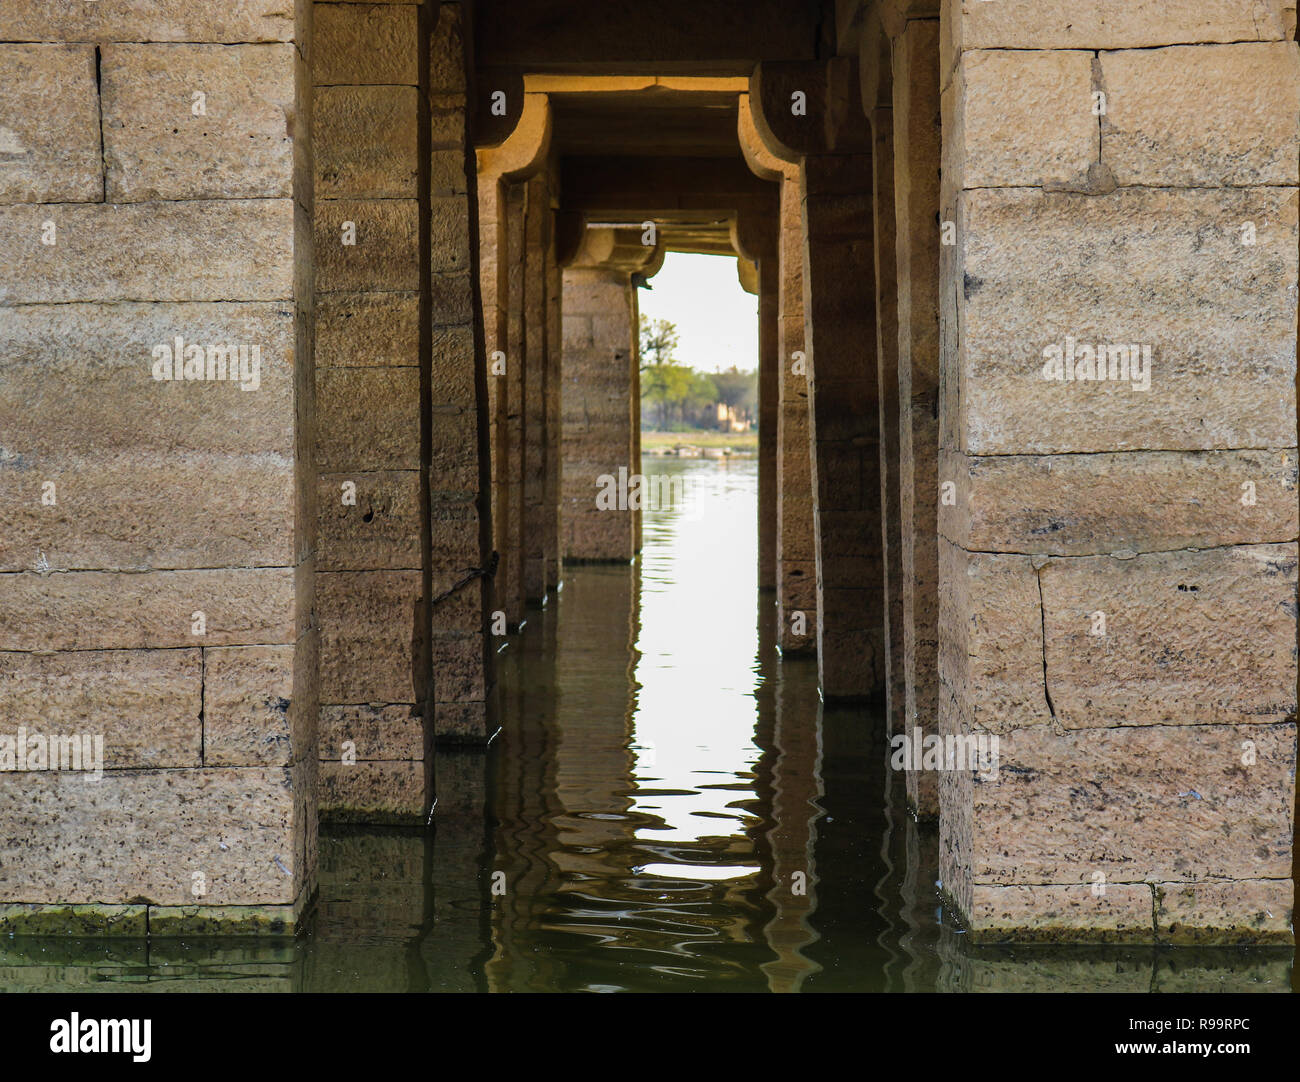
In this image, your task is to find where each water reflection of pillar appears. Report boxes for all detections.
[898,814,943,993]
[422,749,493,992]
[873,740,909,991]
[549,564,641,883]
[760,659,825,992]
[484,605,562,992]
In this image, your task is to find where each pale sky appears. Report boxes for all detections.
[638,252,758,373]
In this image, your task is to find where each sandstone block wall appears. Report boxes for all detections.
[0,0,316,931]
[938,0,1299,942]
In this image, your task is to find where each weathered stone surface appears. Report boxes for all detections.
[1156,879,1293,944]
[0,1,297,43]
[0,45,101,204]
[430,324,476,405]
[942,0,1293,60]
[430,270,475,326]
[0,649,201,767]
[952,186,1298,454]
[967,883,1154,944]
[0,302,294,453]
[0,201,295,303]
[204,646,295,766]
[313,2,419,86]
[316,368,421,471]
[316,291,418,367]
[937,541,1053,733]
[429,632,486,703]
[940,449,1299,556]
[0,569,297,650]
[430,146,470,198]
[434,699,490,741]
[0,452,295,572]
[101,44,296,202]
[317,570,422,704]
[946,49,1097,189]
[317,470,421,571]
[314,85,419,199]
[969,722,1296,884]
[428,2,468,94]
[429,193,473,274]
[1042,545,1297,728]
[429,407,480,495]
[1101,43,1300,187]
[429,495,483,564]
[0,768,302,906]
[319,760,428,822]
[320,703,423,760]
[313,198,419,292]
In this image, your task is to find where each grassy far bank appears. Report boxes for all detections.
[642,430,758,451]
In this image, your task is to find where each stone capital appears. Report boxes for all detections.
[875,0,941,41]
[749,56,872,161]
[729,207,775,264]
[472,67,527,149]
[736,256,759,295]
[566,225,664,279]
[475,91,551,179]
[737,93,794,182]
[859,6,894,114]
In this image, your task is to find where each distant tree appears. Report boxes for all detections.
[680,371,715,427]
[640,315,689,428]
[711,367,757,421]
[642,361,697,430]
[639,314,680,369]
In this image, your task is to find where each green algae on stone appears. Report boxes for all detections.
[0,903,148,937]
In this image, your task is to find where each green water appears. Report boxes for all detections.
[0,457,1291,991]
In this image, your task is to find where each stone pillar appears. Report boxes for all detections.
[543,177,564,591]
[757,264,779,593]
[939,0,1298,942]
[737,96,817,656]
[426,3,495,745]
[864,27,906,736]
[522,171,551,603]
[499,180,527,624]
[0,2,315,931]
[775,182,819,657]
[312,0,429,819]
[751,60,886,698]
[890,13,941,818]
[733,212,781,595]
[560,227,662,563]
[476,94,552,628]
[801,149,886,701]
